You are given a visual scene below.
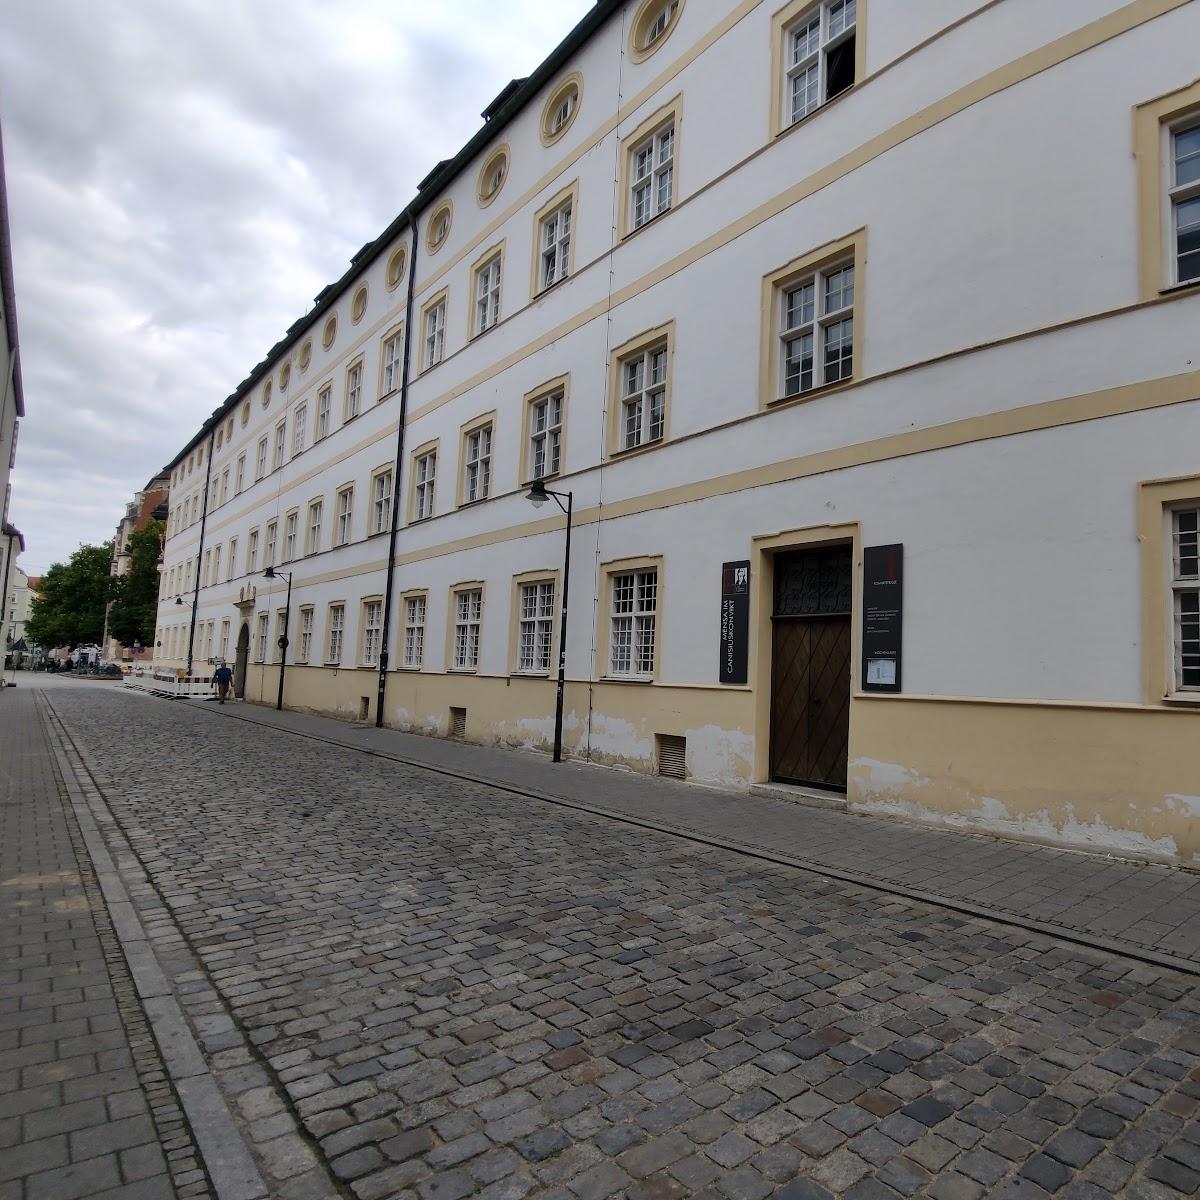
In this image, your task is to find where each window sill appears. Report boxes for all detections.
[512,671,551,679]
[399,665,423,672]
[600,674,655,685]
[607,437,666,463]
[622,208,672,242]
[534,276,569,300]
[458,497,491,510]
[1162,693,1200,707]
[766,376,855,410]
[774,82,858,141]
[1159,279,1200,297]
[448,668,479,675]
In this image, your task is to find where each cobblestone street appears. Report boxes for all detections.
[6,680,1200,1199]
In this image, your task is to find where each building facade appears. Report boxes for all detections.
[106,470,170,661]
[0,119,25,563]
[156,0,1200,863]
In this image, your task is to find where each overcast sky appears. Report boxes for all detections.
[2,0,593,574]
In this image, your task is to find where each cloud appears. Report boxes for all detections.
[1,0,592,572]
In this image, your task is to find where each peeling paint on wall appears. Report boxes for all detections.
[684,723,754,788]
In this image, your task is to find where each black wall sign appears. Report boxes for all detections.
[719,560,750,685]
[862,544,903,692]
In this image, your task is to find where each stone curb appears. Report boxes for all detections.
[199,699,1200,982]
[39,694,271,1200]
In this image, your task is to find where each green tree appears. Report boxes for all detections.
[26,542,114,648]
[108,520,165,649]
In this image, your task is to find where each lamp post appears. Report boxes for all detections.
[263,566,293,712]
[524,479,573,763]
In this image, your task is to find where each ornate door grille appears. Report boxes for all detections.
[770,547,852,790]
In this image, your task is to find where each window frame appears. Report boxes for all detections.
[264,521,277,567]
[316,385,332,440]
[608,324,673,458]
[401,590,428,670]
[335,485,354,547]
[540,74,583,146]
[531,182,579,296]
[344,357,364,421]
[359,596,384,668]
[620,100,681,237]
[470,244,504,338]
[255,612,269,663]
[297,605,314,663]
[305,499,323,557]
[283,510,298,563]
[600,556,663,682]
[326,602,345,666]
[370,466,394,536]
[255,437,268,481]
[246,528,259,574]
[759,229,866,409]
[379,325,405,398]
[409,441,438,523]
[293,403,308,456]
[273,421,286,471]
[476,145,510,208]
[509,571,559,677]
[235,454,245,494]
[458,415,495,507]
[1135,80,1200,299]
[628,0,684,63]
[420,289,449,372]
[448,583,485,673]
[521,376,569,485]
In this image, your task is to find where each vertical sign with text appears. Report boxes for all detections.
[719,560,750,685]
[862,544,903,692]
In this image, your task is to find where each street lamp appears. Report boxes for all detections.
[525,479,573,763]
[263,566,293,712]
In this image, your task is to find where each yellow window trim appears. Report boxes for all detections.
[597,554,665,683]
[457,411,497,508]
[399,587,429,671]
[607,322,675,459]
[1139,472,1200,704]
[519,374,571,487]
[407,438,440,525]
[476,145,511,208]
[466,240,506,340]
[445,580,486,674]
[758,228,867,411]
[617,95,683,240]
[540,73,584,147]
[376,321,405,400]
[628,0,686,64]
[529,180,580,300]
[1135,77,1200,300]
[419,287,450,375]
[507,568,561,676]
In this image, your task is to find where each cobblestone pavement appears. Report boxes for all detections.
[204,699,1200,970]
[36,684,1200,1199]
[0,685,207,1200]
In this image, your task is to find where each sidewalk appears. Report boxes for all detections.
[203,697,1200,973]
[0,688,206,1200]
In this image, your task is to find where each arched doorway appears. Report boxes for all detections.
[234,624,250,699]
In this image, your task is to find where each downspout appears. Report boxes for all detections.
[185,427,217,677]
[375,212,420,727]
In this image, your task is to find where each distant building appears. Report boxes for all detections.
[4,560,31,665]
[0,118,25,542]
[105,470,170,661]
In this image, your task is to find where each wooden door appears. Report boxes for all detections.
[770,547,852,790]
[233,624,250,699]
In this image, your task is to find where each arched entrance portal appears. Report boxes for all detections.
[234,624,250,699]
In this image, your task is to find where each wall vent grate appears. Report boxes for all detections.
[450,707,467,739]
[657,734,686,780]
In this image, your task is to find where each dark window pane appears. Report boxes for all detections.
[827,36,855,100]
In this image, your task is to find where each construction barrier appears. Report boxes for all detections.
[123,668,214,699]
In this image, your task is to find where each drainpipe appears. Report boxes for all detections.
[185,427,217,678]
[375,212,420,728]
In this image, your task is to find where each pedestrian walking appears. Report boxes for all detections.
[212,661,233,704]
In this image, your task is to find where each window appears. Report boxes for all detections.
[247,529,259,574]
[352,285,368,324]
[255,613,268,662]
[283,512,297,561]
[539,200,572,290]
[386,246,407,291]
[335,487,354,546]
[345,361,363,420]
[610,568,658,677]
[219,619,230,660]
[316,386,331,439]
[423,295,446,370]
[280,362,291,392]
[264,521,277,567]
[542,77,581,145]
[1173,507,1199,690]
[202,549,212,587]
[618,340,667,451]
[413,449,436,521]
[220,468,229,505]
[518,581,555,674]
[382,330,403,396]
[781,0,857,128]
[203,621,214,660]
[293,404,307,455]
[227,538,238,582]
[630,119,675,231]
[361,600,383,666]
[473,254,502,336]
[1171,121,1200,286]
[298,607,314,662]
[427,202,452,253]
[274,610,287,662]
[323,315,337,350]
[630,0,683,60]
[403,594,426,668]
[299,339,312,371]
[235,454,245,494]
[477,148,509,206]
[779,260,854,396]
[305,501,323,556]
[528,389,563,480]
[256,437,268,480]
[273,421,286,470]
[453,588,483,670]
[371,470,393,535]
[462,423,492,504]
[327,604,344,664]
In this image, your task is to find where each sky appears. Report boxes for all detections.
[1,0,594,574]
